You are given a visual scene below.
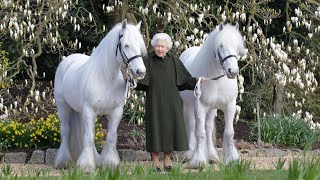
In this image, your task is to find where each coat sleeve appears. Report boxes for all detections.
[135,56,149,91]
[173,54,197,90]
[178,77,197,91]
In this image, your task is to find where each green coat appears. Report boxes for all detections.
[137,51,197,152]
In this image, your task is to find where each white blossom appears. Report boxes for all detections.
[174,41,180,47]
[152,4,157,13]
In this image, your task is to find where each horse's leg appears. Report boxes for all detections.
[182,102,196,162]
[68,111,99,163]
[205,109,220,163]
[54,102,74,169]
[223,102,240,164]
[76,105,97,172]
[189,100,208,168]
[97,106,123,168]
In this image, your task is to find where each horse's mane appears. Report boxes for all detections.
[79,22,146,96]
[90,22,147,63]
[188,23,245,77]
[88,22,146,71]
[204,23,245,56]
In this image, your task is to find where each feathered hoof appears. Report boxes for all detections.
[188,157,208,169]
[182,150,194,163]
[54,160,73,169]
[77,159,96,173]
[224,154,240,165]
[54,149,74,169]
[78,163,96,174]
[208,156,220,164]
[96,159,120,170]
[76,155,96,172]
[96,153,120,169]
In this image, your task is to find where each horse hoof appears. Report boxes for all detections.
[182,150,194,163]
[96,159,120,169]
[79,165,95,174]
[54,151,74,169]
[208,158,220,164]
[188,158,208,169]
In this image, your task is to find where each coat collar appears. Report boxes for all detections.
[149,51,173,59]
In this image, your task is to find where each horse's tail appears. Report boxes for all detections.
[68,110,84,161]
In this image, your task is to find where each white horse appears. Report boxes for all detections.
[180,23,245,168]
[54,19,147,171]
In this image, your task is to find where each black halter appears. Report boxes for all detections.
[206,49,238,81]
[218,49,238,66]
[116,33,142,67]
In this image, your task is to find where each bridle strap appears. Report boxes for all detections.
[218,50,238,65]
[127,54,143,64]
[116,33,142,67]
[221,55,237,64]
[208,73,225,80]
[194,51,239,98]
[116,33,141,101]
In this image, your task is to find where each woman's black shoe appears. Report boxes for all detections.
[164,166,172,172]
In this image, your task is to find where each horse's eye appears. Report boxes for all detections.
[124,44,129,48]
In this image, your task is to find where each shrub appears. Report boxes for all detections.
[123,90,145,125]
[251,115,320,149]
[0,114,105,150]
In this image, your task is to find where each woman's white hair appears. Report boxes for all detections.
[151,33,173,50]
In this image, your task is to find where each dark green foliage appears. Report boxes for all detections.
[251,115,320,149]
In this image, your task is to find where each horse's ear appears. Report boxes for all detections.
[122,19,128,29]
[136,21,142,30]
[235,22,239,29]
[219,24,223,31]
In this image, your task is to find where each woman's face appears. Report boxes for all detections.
[154,39,169,58]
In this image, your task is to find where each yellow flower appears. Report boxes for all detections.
[24,144,28,148]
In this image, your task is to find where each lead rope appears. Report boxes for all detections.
[121,67,137,103]
[194,77,204,98]
[125,73,137,99]
[194,77,205,125]
[193,73,225,98]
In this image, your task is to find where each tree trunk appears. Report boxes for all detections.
[272,85,284,115]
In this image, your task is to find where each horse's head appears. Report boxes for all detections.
[116,19,147,80]
[214,23,245,79]
[217,44,239,79]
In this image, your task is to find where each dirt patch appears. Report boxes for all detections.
[115,117,255,151]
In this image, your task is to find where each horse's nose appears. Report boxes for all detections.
[228,68,239,78]
[136,69,146,77]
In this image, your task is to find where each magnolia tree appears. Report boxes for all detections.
[0,0,100,90]
[103,0,319,126]
[0,0,102,119]
[0,0,319,129]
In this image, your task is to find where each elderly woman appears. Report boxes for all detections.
[136,33,202,172]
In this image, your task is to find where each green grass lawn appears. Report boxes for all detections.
[2,157,320,180]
